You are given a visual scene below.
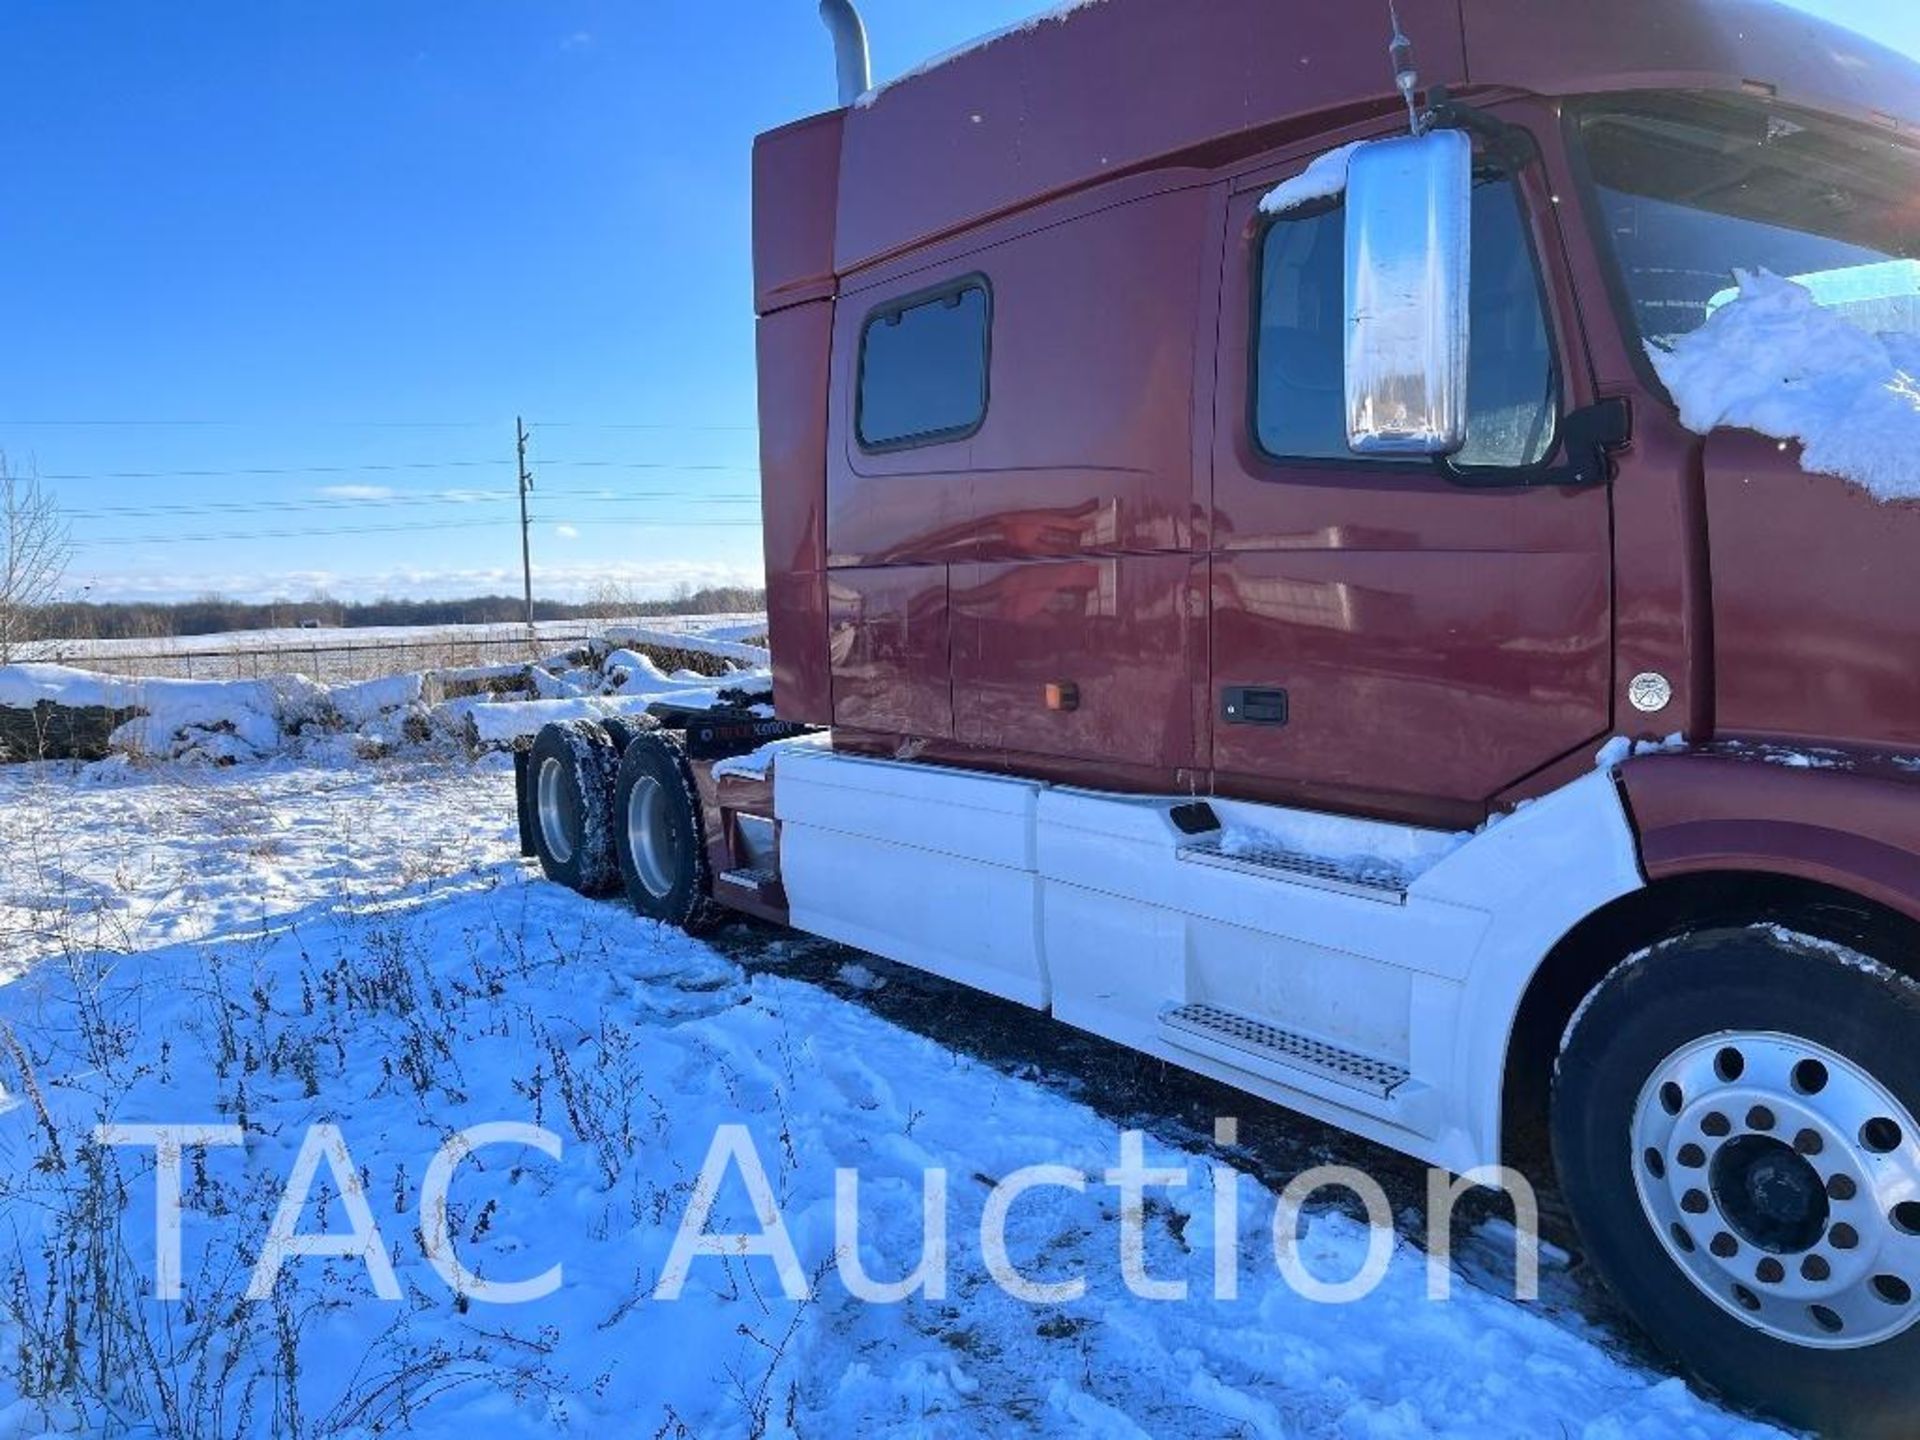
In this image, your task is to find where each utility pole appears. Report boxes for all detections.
[515,416,535,630]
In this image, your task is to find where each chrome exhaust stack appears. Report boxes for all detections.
[819,0,871,106]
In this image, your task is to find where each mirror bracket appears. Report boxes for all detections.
[1423,87,1540,172]
[1441,396,1631,489]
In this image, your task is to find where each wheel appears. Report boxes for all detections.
[1555,925,1920,1437]
[612,732,724,934]
[527,721,621,894]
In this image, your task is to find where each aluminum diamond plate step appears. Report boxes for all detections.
[1176,835,1407,903]
[1161,1003,1411,1100]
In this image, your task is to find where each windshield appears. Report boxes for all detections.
[1574,94,1920,353]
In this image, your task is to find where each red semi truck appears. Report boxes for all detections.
[520,1,1920,1431]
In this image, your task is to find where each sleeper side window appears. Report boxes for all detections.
[1254,172,1558,470]
[857,277,991,451]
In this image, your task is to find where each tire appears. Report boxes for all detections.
[526,721,621,894]
[1554,925,1920,1438]
[612,731,724,934]
[513,748,537,858]
[600,716,652,756]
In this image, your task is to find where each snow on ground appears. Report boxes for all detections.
[1652,268,1920,502]
[0,752,1789,1438]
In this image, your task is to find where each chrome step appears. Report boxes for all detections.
[1176,835,1407,903]
[1161,1003,1411,1100]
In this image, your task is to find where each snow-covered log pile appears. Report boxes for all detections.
[0,667,295,764]
[0,684,140,763]
[0,629,773,765]
[440,640,772,751]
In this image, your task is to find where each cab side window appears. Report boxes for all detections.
[1254,173,1557,470]
[857,278,992,452]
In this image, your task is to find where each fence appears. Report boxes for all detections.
[35,630,608,685]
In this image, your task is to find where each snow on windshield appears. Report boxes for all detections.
[1650,269,1920,504]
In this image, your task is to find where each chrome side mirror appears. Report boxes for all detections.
[1344,128,1473,455]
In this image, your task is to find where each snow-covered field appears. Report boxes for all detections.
[0,752,1789,1439]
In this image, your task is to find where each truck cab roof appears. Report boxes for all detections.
[756,0,1920,309]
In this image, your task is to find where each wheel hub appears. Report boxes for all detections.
[625,774,676,900]
[536,756,575,865]
[1712,1135,1829,1254]
[1632,1031,1920,1349]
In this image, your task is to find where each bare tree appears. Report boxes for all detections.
[582,578,636,622]
[0,459,71,664]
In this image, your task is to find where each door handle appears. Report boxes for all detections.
[1222,686,1289,727]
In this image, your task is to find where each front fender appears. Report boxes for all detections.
[1622,751,1920,926]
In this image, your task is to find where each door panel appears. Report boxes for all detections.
[952,555,1201,769]
[1210,116,1612,819]
[1212,547,1610,805]
[828,566,952,738]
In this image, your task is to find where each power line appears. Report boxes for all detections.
[3,417,756,431]
[64,493,517,518]
[74,516,763,547]
[539,460,756,472]
[61,490,759,520]
[39,458,756,483]
[75,517,527,546]
[42,460,512,481]
[536,489,759,503]
[531,421,758,433]
[0,418,507,430]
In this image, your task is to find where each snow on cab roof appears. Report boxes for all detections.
[854,0,1108,109]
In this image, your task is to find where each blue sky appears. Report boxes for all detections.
[3,1,1916,605]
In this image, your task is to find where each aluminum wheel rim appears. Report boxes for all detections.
[625,775,674,900]
[1632,1030,1920,1349]
[536,757,574,865]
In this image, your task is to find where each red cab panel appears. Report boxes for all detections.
[1211,544,1612,816]
[757,303,834,723]
[828,566,952,738]
[1704,431,1920,755]
[824,185,1207,569]
[951,555,1202,770]
[752,111,844,313]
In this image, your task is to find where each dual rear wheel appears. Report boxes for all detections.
[523,720,722,933]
